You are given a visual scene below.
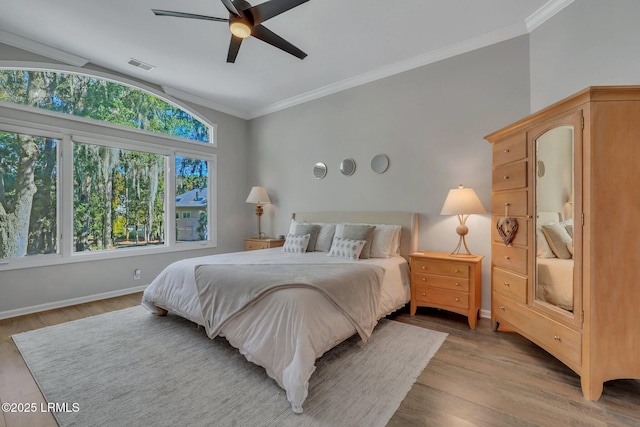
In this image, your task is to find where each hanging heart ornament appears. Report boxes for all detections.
[496,217,518,246]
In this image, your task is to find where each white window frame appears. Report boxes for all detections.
[0,102,217,271]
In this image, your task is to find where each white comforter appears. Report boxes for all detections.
[141,248,410,413]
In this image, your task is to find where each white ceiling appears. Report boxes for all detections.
[0,0,572,119]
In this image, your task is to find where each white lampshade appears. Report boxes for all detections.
[246,186,271,205]
[440,185,486,215]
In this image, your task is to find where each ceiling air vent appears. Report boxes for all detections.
[127,58,155,71]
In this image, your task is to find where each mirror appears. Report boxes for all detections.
[371,154,389,174]
[535,126,574,313]
[313,162,327,179]
[340,158,356,176]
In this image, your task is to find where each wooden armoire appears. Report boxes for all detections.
[485,86,640,400]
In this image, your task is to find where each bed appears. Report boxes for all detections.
[141,211,418,413]
[536,212,574,311]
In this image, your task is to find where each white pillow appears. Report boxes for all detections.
[288,219,336,252]
[541,223,573,259]
[369,224,402,258]
[327,237,366,261]
[282,233,310,254]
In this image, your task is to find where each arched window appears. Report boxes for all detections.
[0,68,216,266]
[0,69,212,142]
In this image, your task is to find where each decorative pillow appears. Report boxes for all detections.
[294,224,320,252]
[282,233,310,254]
[369,224,402,258]
[336,224,376,259]
[536,226,556,258]
[327,237,366,261]
[541,223,573,259]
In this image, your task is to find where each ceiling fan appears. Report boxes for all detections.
[152,0,309,63]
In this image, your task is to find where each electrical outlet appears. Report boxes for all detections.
[134,268,141,280]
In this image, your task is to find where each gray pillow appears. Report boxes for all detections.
[341,224,376,259]
[295,224,320,252]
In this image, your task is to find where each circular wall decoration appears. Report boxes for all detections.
[313,162,327,179]
[537,160,546,177]
[371,154,389,174]
[340,158,356,176]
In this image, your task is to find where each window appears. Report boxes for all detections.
[73,142,166,252]
[0,70,212,143]
[0,130,58,259]
[0,67,217,268]
[176,156,209,242]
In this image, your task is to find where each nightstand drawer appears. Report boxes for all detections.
[244,238,285,251]
[415,286,469,310]
[492,267,527,304]
[413,273,470,292]
[412,259,469,278]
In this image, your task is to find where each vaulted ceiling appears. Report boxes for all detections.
[0,0,572,119]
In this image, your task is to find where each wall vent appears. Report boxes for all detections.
[127,58,155,71]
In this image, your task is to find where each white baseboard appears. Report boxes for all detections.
[0,285,147,320]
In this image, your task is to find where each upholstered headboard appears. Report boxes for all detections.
[291,211,418,260]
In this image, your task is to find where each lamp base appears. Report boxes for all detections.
[449,217,475,257]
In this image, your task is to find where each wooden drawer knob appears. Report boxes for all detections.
[504,148,510,153]
[421,292,426,297]
[454,269,460,273]
[504,256,510,260]
[503,175,509,180]
[500,306,506,311]
[455,297,460,302]
[503,282,510,287]
[553,335,561,341]
[421,277,427,282]
[421,266,426,270]
[455,282,460,286]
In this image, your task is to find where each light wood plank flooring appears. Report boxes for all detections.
[1,295,638,426]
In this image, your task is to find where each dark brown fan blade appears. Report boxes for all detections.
[220,0,240,16]
[251,24,307,60]
[227,35,243,63]
[152,9,228,22]
[248,0,309,25]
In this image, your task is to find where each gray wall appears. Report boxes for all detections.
[248,36,532,314]
[530,0,640,110]
[0,44,252,317]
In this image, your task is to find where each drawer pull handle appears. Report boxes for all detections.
[421,266,426,270]
[455,297,460,302]
[422,277,427,282]
[503,282,510,287]
[503,175,509,180]
[421,292,426,297]
[553,335,561,341]
[500,306,506,311]
[454,269,460,273]
[455,282,460,286]
[504,148,510,153]
[504,256,510,260]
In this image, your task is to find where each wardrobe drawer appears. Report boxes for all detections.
[492,190,528,217]
[411,259,469,279]
[413,273,470,292]
[493,162,527,192]
[492,244,527,275]
[492,215,528,246]
[492,267,527,304]
[493,294,581,369]
[493,133,527,167]
[415,286,469,310]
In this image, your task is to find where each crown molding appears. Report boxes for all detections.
[249,22,527,119]
[0,30,89,67]
[161,85,251,120]
[526,0,575,32]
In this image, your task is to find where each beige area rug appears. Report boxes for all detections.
[13,306,446,427]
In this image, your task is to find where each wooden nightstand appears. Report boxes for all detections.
[244,238,285,251]
[410,251,483,329]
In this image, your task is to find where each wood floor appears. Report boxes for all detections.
[1,295,638,427]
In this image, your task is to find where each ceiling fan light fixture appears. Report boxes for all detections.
[229,18,251,39]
